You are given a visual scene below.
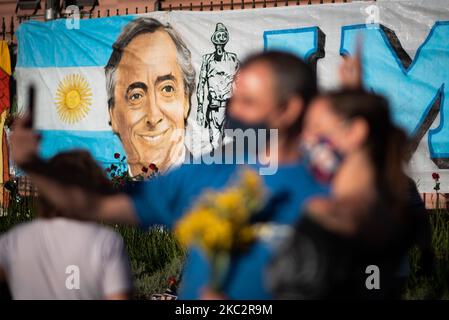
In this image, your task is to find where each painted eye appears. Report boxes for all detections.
[130,92,143,101]
[162,85,175,93]
[161,85,176,97]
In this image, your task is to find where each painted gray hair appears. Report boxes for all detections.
[105,17,196,112]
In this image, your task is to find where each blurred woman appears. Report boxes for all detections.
[268,90,430,299]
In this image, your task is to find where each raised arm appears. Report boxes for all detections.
[339,36,363,89]
[10,115,138,225]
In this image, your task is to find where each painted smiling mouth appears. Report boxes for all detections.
[137,128,170,144]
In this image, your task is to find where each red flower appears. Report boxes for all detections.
[149,163,158,172]
[168,277,177,286]
[114,153,120,159]
[432,172,440,180]
[141,167,149,173]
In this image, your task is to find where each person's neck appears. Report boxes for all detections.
[261,135,301,166]
[332,149,375,201]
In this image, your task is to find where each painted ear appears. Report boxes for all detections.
[183,96,190,119]
[108,108,119,133]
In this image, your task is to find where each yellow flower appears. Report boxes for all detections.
[214,188,248,223]
[174,168,266,256]
[240,169,265,207]
[241,169,261,192]
[203,218,233,251]
[174,208,233,252]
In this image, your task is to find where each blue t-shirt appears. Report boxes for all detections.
[129,161,328,299]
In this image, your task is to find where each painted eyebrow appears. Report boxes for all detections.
[155,74,176,85]
[126,82,148,96]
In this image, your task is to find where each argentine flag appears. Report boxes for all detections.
[16,15,142,167]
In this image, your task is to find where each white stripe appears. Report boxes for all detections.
[16,67,111,131]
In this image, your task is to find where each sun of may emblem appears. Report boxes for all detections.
[55,74,92,124]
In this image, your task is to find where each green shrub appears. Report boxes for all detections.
[1,195,448,299]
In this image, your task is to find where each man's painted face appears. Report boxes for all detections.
[110,30,189,175]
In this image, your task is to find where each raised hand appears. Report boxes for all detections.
[339,36,363,89]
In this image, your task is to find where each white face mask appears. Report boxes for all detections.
[301,137,344,184]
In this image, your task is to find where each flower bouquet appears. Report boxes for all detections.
[174,168,266,292]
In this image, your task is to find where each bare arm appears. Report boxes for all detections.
[10,115,139,225]
[97,194,139,225]
[24,170,139,225]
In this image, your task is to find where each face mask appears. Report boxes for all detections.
[225,110,269,132]
[301,137,344,184]
[224,111,273,159]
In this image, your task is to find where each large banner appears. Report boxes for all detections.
[15,0,449,192]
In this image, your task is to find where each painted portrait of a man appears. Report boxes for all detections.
[105,17,196,175]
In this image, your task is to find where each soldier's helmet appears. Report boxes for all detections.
[211,22,229,45]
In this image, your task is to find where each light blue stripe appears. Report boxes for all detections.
[39,130,126,168]
[17,15,135,68]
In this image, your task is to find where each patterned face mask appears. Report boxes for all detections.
[301,137,344,184]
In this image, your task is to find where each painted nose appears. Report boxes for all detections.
[144,94,163,127]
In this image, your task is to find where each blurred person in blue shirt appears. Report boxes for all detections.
[11,51,328,299]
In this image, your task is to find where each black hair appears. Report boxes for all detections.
[239,51,318,137]
[37,150,115,218]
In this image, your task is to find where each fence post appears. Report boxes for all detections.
[10,17,14,41]
[2,17,5,40]
[154,1,162,11]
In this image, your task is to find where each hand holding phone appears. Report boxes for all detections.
[25,84,35,129]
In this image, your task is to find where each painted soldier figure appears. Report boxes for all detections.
[196,23,240,148]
